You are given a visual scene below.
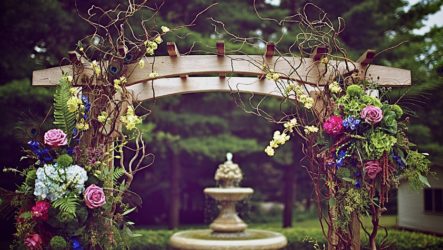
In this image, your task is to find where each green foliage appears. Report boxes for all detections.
[24,169,37,186]
[364,130,397,159]
[49,236,67,250]
[346,84,364,98]
[56,154,73,168]
[52,194,79,219]
[53,76,76,138]
[403,151,432,190]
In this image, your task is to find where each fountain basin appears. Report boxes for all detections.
[169,229,287,250]
[204,187,253,201]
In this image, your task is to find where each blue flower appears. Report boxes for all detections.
[28,140,40,151]
[392,155,405,169]
[342,116,361,131]
[336,157,344,168]
[355,180,361,189]
[71,239,83,250]
[81,95,90,113]
[67,147,74,156]
[335,150,347,168]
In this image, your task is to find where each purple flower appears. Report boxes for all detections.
[361,105,383,124]
[44,129,67,147]
[365,160,382,179]
[84,184,106,209]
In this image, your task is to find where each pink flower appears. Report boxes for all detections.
[360,105,383,124]
[24,233,43,250]
[365,160,382,179]
[44,129,67,147]
[84,184,106,209]
[31,200,50,221]
[323,115,344,136]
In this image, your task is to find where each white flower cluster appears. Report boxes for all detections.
[34,164,88,201]
[265,130,291,157]
[215,163,243,183]
[285,82,314,109]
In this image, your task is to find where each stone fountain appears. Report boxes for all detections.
[169,153,287,250]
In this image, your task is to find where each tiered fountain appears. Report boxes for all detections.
[169,153,287,250]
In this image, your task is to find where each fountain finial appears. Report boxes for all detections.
[226,152,233,162]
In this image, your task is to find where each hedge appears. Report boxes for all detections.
[129,228,443,250]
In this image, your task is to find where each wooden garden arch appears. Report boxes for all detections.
[31,41,411,249]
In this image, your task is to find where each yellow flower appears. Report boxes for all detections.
[284,118,298,132]
[303,97,314,109]
[67,75,73,83]
[79,47,84,52]
[76,119,89,131]
[91,60,101,75]
[67,96,82,113]
[98,111,108,124]
[149,72,159,78]
[329,81,342,94]
[265,146,275,157]
[304,125,319,134]
[146,47,154,56]
[154,36,163,44]
[120,106,142,131]
[138,59,145,69]
[161,26,170,33]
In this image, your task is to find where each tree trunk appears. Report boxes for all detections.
[350,212,361,250]
[168,147,181,230]
[282,164,295,228]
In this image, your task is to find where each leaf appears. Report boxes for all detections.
[113,168,125,182]
[342,177,356,184]
[418,174,431,188]
[122,207,136,216]
[52,195,79,218]
[53,76,76,138]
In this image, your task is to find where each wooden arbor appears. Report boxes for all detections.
[33,41,411,100]
[32,41,411,249]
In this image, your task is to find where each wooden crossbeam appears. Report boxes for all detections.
[167,42,180,57]
[127,76,316,101]
[310,46,328,61]
[216,41,226,78]
[265,43,275,57]
[32,55,411,87]
[216,41,225,56]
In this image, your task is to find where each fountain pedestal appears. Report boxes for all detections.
[169,153,287,250]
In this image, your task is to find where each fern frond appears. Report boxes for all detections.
[113,168,126,182]
[53,76,76,138]
[52,195,79,219]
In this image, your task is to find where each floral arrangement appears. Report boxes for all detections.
[2,2,170,248]
[264,81,431,248]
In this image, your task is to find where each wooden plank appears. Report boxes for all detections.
[32,55,411,87]
[265,43,275,57]
[126,76,317,101]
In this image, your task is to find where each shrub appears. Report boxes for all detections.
[129,228,443,250]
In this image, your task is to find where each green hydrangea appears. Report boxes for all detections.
[391,104,403,118]
[50,236,67,250]
[346,84,364,98]
[361,95,382,107]
[56,154,73,168]
[365,130,397,159]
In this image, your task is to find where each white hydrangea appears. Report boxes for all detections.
[34,164,88,201]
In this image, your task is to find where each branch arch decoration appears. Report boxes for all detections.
[6,2,430,250]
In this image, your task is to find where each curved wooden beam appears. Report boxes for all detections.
[32,55,411,87]
[126,76,318,101]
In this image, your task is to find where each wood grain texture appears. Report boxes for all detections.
[126,76,318,101]
[32,55,411,87]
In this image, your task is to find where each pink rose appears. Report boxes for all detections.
[24,233,43,250]
[323,115,344,136]
[44,129,67,147]
[365,160,382,179]
[360,105,383,124]
[84,184,106,209]
[31,200,50,221]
